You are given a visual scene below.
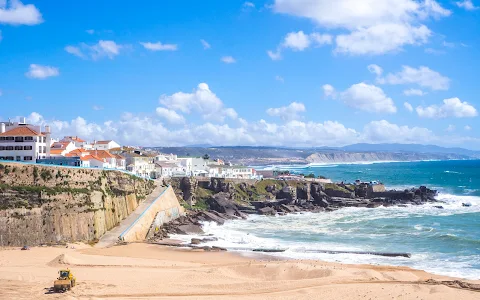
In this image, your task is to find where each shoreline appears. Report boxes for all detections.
[0,242,478,299]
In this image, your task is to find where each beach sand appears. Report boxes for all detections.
[0,243,478,299]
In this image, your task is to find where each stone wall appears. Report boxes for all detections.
[119,186,183,242]
[0,162,155,246]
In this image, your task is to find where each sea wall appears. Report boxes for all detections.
[119,186,183,242]
[0,162,155,246]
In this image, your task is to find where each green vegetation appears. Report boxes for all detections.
[0,183,91,196]
[32,166,39,181]
[324,183,350,193]
[191,187,213,210]
[40,169,53,181]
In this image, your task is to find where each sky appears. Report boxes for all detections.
[1,0,480,149]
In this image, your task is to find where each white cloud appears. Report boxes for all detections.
[268,31,332,60]
[140,41,178,51]
[339,83,397,114]
[221,56,236,64]
[403,88,426,96]
[21,111,480,148]
[200,39,211,49]
[379,65,450,91]
[0,0,43,25]
[416,98,478,118]
[283,31,311,51]
[465,125,472,131]
[159,83,237,122]
[322,84,336,98]
[446,125,456,132]
[267,50,282,60]
[404,102,413,112]
[335,23,431,55]
[368,64,383,76]
[25,64,59,79]
[275,75,284,83]
[86,29,95,34]
[243,1,255,8]
[424,48,445,55]
[362,120,433,144]
[64,46,85,59]
[266,102,306,121]
[155,107,185,124]
[274,0,449,55]
[456,0,479,10]
[65,40,123,60]
[92,105,103,111]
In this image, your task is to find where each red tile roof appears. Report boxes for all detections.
[50,149,65,155]
[0,126,44,137]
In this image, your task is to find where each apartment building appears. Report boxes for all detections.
[0,118,51,162]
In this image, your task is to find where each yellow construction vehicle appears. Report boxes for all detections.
[53,269,76,292]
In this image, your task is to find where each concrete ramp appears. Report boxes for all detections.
[95,185,184,248]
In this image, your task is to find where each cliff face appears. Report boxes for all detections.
[0,163,155,246]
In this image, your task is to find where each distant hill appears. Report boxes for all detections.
[148,144,480,166]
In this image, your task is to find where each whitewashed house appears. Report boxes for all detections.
[92,140,121,151]
[49,141,77,157]
[61,136,88,148]
[0,118,51,162]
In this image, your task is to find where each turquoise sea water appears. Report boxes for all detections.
[174,160,480,280]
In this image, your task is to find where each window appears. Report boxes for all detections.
[23,156,33,161]
[0,137,5,141]
[5,156,14,160]
[6,137,14,141]
[24,137,33,141]
[15,137,24,142]
[15,156,21,161]
[15,146,23,150]
[24,146,33,150]
[42,137,46,143]
[6,146,13,150]
[0,147,4,151]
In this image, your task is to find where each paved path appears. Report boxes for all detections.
[95,183,166,248]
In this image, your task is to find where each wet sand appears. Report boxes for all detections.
[0,243,478,299]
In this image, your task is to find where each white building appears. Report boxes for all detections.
[61,136,87,148]
[92,140,121,150]
[49,141,77,157]
[0,118,51,162]
[155,162,184,178]
[124,153,156,178]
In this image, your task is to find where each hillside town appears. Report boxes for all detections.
[0,117,260,180]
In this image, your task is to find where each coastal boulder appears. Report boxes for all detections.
[323,184,355,199]
[180,177,198,206]
[296,183,310,200]
[276,186,297,203]
[258,207,276,216]
[206,192,245,218]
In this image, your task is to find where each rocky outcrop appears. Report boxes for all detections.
[206,192,246,218]
[179,177,198,206]
[0,162,156,246]
[276,186,297,203]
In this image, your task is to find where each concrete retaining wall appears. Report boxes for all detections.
[119,186,184,242]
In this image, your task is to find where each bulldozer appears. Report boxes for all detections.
[53,269,76,292]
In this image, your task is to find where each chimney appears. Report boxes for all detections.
[19,117,26,124]
[0,123,5,134]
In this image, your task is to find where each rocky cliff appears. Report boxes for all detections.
[0,163,155,246]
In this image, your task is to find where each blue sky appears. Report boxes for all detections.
[1,0,480,148]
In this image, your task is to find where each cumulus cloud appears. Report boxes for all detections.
[275,75,284,83]
[464,125,472,131]
[20,111,480,148]
[339,83,397,114]
[416,98,478,118]
[322,84,336,98]
[221,56,236,64]
[155,107,185,124]
[0,0,43,25]
[273,0,449,55]
[159,83,237,122]
[335,23,431,55]
[404,102,413,112]
[25,64,59,79]
[404,88,426,96]
[368,64,383,76]
[268,31,332,60]
[456,0,478,10]
[200,39,211,49]
[379,65,450,91]
[446,125,456,132]
[92,105,103,111]
[65,40,123,60]
[140,41,178,51]
[266,102,306,121]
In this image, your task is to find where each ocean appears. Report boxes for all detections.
[173,160,480,280]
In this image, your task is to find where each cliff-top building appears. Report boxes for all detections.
[0,117,51,162]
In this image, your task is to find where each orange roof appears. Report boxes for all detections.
[93,150,115,159]
[63,136,86,143]
[50,149,65,155]
[95,140,111,144]
[0,126,43,137]
[114,154,125,160]
[80,154,104,162]
[51,141,71,149]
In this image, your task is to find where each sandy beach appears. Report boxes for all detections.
[0,243,478,300]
